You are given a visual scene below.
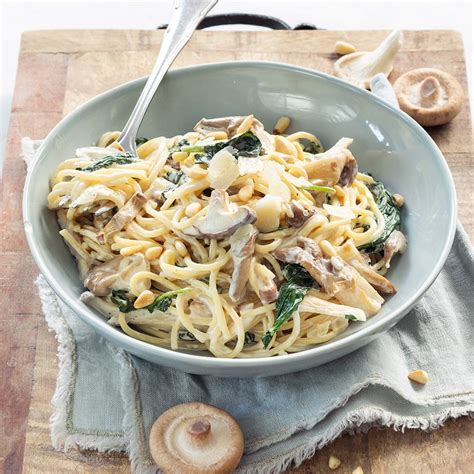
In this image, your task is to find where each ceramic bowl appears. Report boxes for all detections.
[23,62,456,377]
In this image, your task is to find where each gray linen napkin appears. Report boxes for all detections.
[25,138,474,473]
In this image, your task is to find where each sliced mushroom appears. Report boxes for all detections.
[184,190,256,240]
[383,229,407,268]
[194,116,246,137]
[287,200,314,228]
[275,237,383,315]
[229,224,258,303]
[68,184,125,210]
[98,192,146,243]
[302,137,358,186]
[84,254,149,296]
[84,256,122,296]
[393,68,464,126]
[149,402,244,474]
[336,240,396,294]
[249,260,278,304]
[334,30,403,89]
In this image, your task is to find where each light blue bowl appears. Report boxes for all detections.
[23,62,456,377]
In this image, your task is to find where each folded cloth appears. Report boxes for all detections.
[24,138,474,473]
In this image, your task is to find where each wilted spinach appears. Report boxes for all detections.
[358,179,401,254]
[146,288,192,313]
[111,289,135,313]
[78,153,136,172]
[135,137,149,146]
[183,131,262,165]
[169,138,190,155]
[262,264,314,348]
[178,329,197,342]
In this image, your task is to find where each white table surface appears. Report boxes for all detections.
[1,0,472,169]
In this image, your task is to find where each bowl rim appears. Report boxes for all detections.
[23,60,457,368]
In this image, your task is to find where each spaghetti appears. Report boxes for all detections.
[48,115,406,358]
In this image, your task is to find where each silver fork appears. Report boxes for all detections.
[117,0,218,154]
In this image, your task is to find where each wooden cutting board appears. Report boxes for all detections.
[1,29,473,474]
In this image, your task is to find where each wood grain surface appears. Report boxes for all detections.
[1,29,472,474]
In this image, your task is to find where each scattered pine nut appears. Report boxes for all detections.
[408,369,429,385]
[188,165,208,180]
[238,184,254,202]
[172,151,188,162]
[393,193,405,207]
[273,116,291,135]
[185,201,202,217]
[206,131,228,140]
[329,455,341,470]
[175,240,188,257]
[120,244,143,256]
[134,290,155,309]
[352,467,364,474]
[335,40,356,55]
[145,246,163,260]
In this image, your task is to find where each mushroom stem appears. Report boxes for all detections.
[420,76,441,107]
[186,418,211,445]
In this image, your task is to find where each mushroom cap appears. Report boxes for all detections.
[149,402,244,474]
[393,68,464,126]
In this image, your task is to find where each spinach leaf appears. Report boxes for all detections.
[164,169,187,186]
[146,288,192,313]
[169,138,190,155]
[262,264,314,348]
[345,314,358,321]
[244,332,256,345]
[135,137,149,147]
[182,131,262,165]
[302,137,324,154]
[111,289,135,313]
[78,152,136,172]
[358,179,401,254]
[178,329,197,342]
[162,169,189,200]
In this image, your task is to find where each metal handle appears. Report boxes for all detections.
[118,0,218,153]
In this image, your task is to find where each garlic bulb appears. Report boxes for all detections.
[334,30,403,89]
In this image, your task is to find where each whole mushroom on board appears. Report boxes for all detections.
[393,68,465,126]
[334,30,403,89]
[149,402,244,474]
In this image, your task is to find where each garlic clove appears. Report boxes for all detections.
[334,30,403,89]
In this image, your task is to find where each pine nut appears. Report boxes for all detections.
[172,151,188,162]
[289,166,307,178]
[184,156,194,167]
[175,240,188,257]
[393,193,405,207]
[238,184,254,202]
[352,467,364,474]
[408,369,429,384]
[206,131,228,140]
[273,116,291,135]
[120,244,143,256]
[329,455,341,470]
[274,135,298,156]
[145,246,163,260]
[335,40,356,55]
[188,165,207,180]
[134,290,155,309]
[185,202,202,217]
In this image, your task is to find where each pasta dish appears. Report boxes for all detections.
[47,115,407,358]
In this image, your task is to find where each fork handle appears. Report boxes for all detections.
[118,0,218,153]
